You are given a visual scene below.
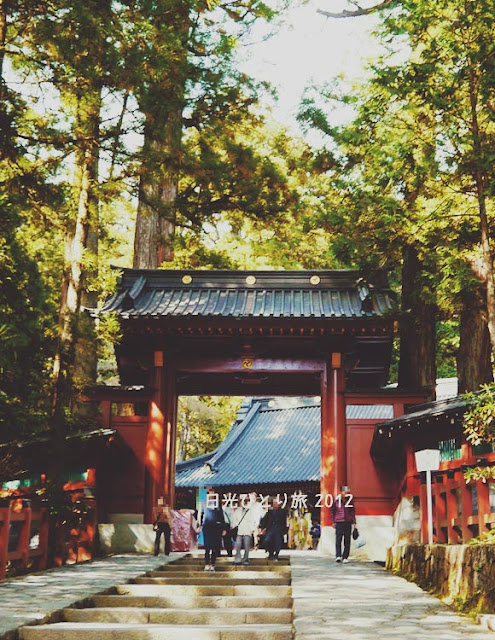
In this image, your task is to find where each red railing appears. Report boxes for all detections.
[404,470,494,544]
[0,505,49,579]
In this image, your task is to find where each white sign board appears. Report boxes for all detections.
[415,449,441,472]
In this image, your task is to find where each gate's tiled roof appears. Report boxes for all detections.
[99,269,395,319]
[175,398,321,488]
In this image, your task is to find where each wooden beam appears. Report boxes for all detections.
[176,356,325,374]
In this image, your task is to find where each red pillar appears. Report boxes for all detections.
[320,353,346,526]
[101,401,111,428]
[144,351,177,523]
[162,365,178,509]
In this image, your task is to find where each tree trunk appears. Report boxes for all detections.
[133,2,188,269]
[398,244,437,395]
[457,284,493,393]
[477,190,495,356]
[176,413,189,463]
[133,88,184,268]
[0,0,6,101]
[133,118,178,268]
[468,65,495,360]
[51,86,101,427]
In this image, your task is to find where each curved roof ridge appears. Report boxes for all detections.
[209,400,263,468]
[176,451,214,472]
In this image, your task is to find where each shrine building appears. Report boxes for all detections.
[89,268,428,558]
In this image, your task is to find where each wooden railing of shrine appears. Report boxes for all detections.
[0,505,49,579]
[406,472,492,544]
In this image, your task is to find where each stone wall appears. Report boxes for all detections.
[387,543,495,612]
[393,496,420,545]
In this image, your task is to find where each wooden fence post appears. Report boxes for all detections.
[0,507,11,579]
[433,480,446,543]
[445,478,459,544]
[460,477,473,542]
[37,508,49,570]
[18,507,32,570]
[477,479,491,535]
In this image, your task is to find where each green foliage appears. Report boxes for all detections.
[467,528,495,545]
[297,0,495,385]
[0,194,55,440]
[463,384,495,447]
[436,321,458,379]
[464,466,495,484]
[37,482,92,528]
[176,396,243,461]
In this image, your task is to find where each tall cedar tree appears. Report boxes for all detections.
[121,0,283,268]
[379,0,495,388]
[0,0,62,438]
[19,1,117,430]
[316,0,495,391]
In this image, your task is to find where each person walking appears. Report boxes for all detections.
[201,487,226,572]
[260,497,287,560]
[233,492,260,565]
[222,504,234,557]
[331,485,356,564]
[153,501,172,556]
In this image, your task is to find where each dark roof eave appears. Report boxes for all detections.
[0,428,118,452]
[93,268,397,321]
[82,385,153,400]
[370,395,468,459]
[375,397,467,431]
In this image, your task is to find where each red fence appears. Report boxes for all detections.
[404,471,493,544]
[0,505,49,579]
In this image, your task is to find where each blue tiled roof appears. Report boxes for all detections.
[175,398,321,488]
[99,269,396,319]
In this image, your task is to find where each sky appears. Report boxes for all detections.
[238,0,381,134]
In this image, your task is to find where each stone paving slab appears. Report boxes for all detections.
[0,553,184,639]
[4,550,495,640]
[291,553,494,639]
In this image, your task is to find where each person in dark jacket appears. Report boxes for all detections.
[201,487,226,572]
[260,497,287,561]
[153,502,172,556]
[330,485,356,564]
[221,505,234,557]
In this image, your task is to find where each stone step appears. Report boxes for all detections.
[63,606,292,625]
[91,594,293,609]
[117,583,291,597]
[149,566,291,575]
[174,558,290,566]
[133,576,290,586]
[20,622,293,640]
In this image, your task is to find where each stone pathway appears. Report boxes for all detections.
[291,553,494,639]
[0,553,181,639]
[1,551,494,639]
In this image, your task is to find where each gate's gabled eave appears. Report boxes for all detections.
[95,268,397,321]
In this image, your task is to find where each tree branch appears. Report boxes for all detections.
[317,0,395,19]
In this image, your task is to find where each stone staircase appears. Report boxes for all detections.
[19,555,293,639]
